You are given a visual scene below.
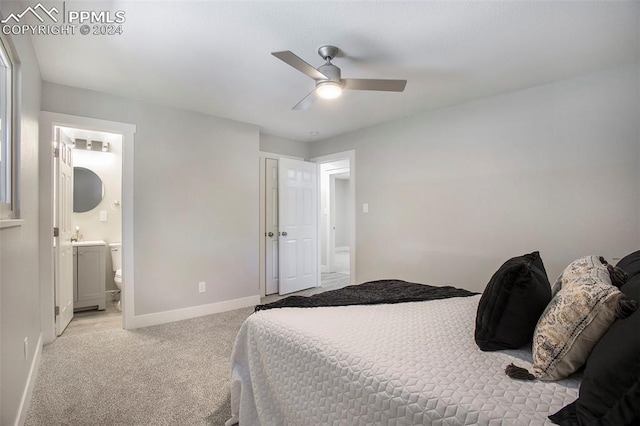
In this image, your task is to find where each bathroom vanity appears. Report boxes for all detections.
[73,241,106,311]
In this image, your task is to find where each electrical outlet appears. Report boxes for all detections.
[24,337,28,360]
[198,282,206,293]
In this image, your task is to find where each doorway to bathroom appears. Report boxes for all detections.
[55,125,124,335]
[40,112,136,343]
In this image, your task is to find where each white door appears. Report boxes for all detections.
[54,127,74,336]
[265,158,279,295]
[278,158,318,295]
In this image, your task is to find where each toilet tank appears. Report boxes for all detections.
[109,242,122,271]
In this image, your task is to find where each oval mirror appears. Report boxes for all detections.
[73,167,104,213]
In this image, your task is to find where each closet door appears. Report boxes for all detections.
[278,158,318,295]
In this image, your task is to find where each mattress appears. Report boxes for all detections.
[227,295,580,425]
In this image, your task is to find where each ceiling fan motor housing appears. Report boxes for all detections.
[317,63,341,84]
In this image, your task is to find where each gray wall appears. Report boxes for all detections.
[259,133,310,159]
[310,65,640,292]
[41,82,260,315]
[0,10,43,425]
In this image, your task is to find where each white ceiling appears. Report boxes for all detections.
[31,1,639,142]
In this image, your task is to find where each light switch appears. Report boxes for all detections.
[100,210,108,222]
[362,203,369,213]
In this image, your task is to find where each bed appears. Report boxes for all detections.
[226,290,581,425]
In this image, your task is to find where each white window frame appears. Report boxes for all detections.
[0,34,14,219]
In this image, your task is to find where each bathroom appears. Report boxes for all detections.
[62,126,123,325]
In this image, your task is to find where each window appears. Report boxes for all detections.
[0,35,13,217]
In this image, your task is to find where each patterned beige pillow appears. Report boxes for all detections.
[506,255,636,381]
[550,255,612,296]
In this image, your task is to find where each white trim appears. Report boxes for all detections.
[329,173,336,272]
[0,34,14,215]
[310,150,356,286]
[38,112,55,343]
[259,156,266,297]
[0,218,24,228]
[14,333,42,426]
[126,295,260,329]
[120,119,135,330]
[39,112,136,342]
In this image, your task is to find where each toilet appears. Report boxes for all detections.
[109,242,122,310]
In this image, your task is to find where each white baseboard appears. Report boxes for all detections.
[320,264,329,273]
[15,333,43,426]
[335,246,350,252]
[127,295,261,329]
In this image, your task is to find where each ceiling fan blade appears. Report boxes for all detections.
[292,89,318,110]
[272,51,329,81]
[342,78,407,92]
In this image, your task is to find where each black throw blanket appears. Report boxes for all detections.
[255,279,478,312]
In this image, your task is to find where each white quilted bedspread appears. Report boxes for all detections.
[226,295,580,425]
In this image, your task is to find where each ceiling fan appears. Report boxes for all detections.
[271,45,407,110]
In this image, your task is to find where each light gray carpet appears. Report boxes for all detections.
[25,307,253,426]
[26,279,355,426]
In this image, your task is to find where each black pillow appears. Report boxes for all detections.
[550,274,640,425]
[617,250,640,279]
[475,251,552,351]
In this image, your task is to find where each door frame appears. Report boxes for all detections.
[263,157,279,296]
[39,112,136,343]
[258,152,304,297]
[258,150,356,295]
[311,150,356,286]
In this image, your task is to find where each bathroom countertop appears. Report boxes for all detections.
[72,240,106,247]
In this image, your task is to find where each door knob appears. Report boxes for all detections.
[267,232,274,237]
[281,231,288,237]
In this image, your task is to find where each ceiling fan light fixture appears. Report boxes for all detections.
[272,46,406,110]
[316,81,342,100]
